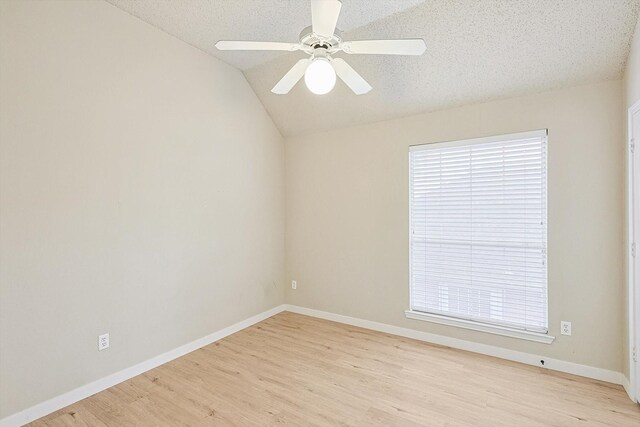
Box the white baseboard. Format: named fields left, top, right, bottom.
left=622, top=375, right=636, bottom=402
left=0, top=304, right=287, bottom=427
left=284, top=304, right=625, bottom=387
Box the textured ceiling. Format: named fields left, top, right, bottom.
left=105, top=0, right=426, bottom=70
left=107, top=0, right=640, bottom=137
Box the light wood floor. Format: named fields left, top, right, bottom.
left=31, top=312, right=640, bottom=426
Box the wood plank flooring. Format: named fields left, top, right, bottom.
left=30, top=312, right=640, bottom=426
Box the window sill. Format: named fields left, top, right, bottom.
left=404, top=310, right=555, bottom=344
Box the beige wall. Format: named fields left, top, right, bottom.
left=623, top=16, right=640, bottom=381
left=285, top=80, right=624, bottom=372
left=0, top=0, right=285, bottom=418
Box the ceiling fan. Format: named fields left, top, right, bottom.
left=215, top=0, right=426, bottom=96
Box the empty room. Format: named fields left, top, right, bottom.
left=2, top=0, right=640, bottom=425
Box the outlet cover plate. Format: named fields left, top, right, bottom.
left=560, top=321, right=571, bottom=336
left=98, top=333, right=110, bottom=351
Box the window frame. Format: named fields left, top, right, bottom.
left=406, top=130, right=554, bottom=344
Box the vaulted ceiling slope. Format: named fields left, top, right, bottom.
left=107, top=0, right=640, bottom=137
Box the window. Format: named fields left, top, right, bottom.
left=408, top=130, right=548, bottom=340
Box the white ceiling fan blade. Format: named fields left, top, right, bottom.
left=342, top=39, right=426, bottom=55
left=311, top=0, right=342, bottom=38
left=215, top=41, right=300, bottom=51
left=331, top=58, right=372, bottom=95
left=271, top=58, right=312, bottom=94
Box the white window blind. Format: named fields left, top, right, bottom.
left=409, top=130, right=548, bottom=333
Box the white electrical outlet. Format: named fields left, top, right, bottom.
left=560, top=321, right=571, bottom=336
left=98, top=333, right=110, bottom=351
left=291, top=280, right=297, bottom=290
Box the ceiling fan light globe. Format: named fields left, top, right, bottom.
left=304, top=58, right=336, bottom=95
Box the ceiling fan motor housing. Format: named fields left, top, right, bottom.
left=299, top=25, right=342, bottom=54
